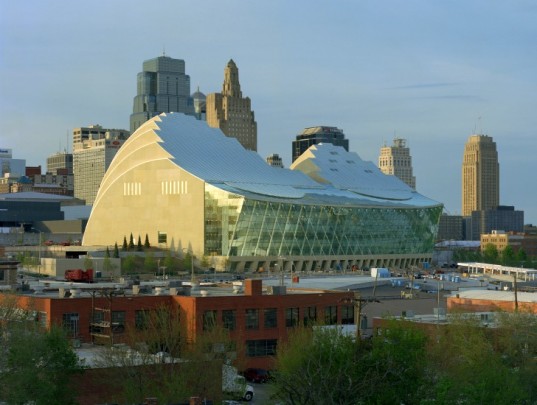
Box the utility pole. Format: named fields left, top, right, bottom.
left=513, top=273, right=519, bottom=312
left=342, top=292, right=380, bottom=342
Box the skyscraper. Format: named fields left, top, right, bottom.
left=462, top=134, right=499, bottom=217
left=191, top=86, right=206, bottom=120
left=130, top=55, right=195, bottom=133
left=378, top=138, right=416, bottom=189
left=73, top=125, right=129, bottom=205
left=206, top=60, right=257, bottom=151
left=292, top=126, right=349, bottom=163
left=266, top=153, right=284, bottom=168
left=47, top=152, right=73, bottom=175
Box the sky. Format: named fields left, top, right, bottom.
left=1, top=0, right=536, bottom=224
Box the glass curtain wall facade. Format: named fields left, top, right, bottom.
left=205, top=184, right=442, bottom=269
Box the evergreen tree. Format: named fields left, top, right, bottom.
left=122, top=236, right=128, bottom=251
left=129, top=233, right=135, bottom=250
left=144, top=233, right=150, bottom=249
left=113, top=242, right=120, bottom=258
left=137, top=235, right=143, bottom=252
left=105, top=246, right=111, bottom=258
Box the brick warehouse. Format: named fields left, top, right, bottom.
left=4, top=279, right=355, bottom=370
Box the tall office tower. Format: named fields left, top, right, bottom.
left=266, top=153, right=284, bottom=168
left=292, top=126, right=349, bottom=163
left=130, top=55, right=195, bottom=133
left=206, top=60, right=257, bottom=151
left=47, top=152, right=73, bottom=175
left=378, top=138, right=416, bottom=189
left=192, top=86, right=206, bottom=120
left=73, top=125, right=129, bottom=205
left=462, top=134, right=499, bottom=217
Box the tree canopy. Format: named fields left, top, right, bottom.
left=271, top=314, right=537, bottom=405
left=0, top=295, right=83, bottom=404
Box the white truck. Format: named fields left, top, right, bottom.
left=223, top=364, right=254, bottom=401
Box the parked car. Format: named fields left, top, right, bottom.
left=243, top=368, right=270, bottom=383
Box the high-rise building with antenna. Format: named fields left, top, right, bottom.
left=130, top=55, right=195, bottom=133
left=206, top=60, right=257, bottom=151
left=461, top=134, right=499, bottom=217
left=378, top=138, right=416, bottom=189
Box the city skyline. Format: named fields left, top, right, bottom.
left=1, top=1, right=536, bottom=223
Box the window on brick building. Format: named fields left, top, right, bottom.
left=341, top=305, right=354, bottom=324
left=203, top=310, right=217, bottom=331
left=135, top=310, right=149, bottom=330
left=62, top=313, right=79, bottom=337
left=324, top=306, right=337, bottom=325
left=246, top=339, right=277, bottom=357
left=111, top=311, right=126, bottom=333
left=222, top=310, right=236, bottom=331
left=264, top=308, right=277, bottom=328
left=304, top=306, right=317, bottom=326
left=246, top=309, right=259, bottom=330
left=285, top=307, right=299, bottom=327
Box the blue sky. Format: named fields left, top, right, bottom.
left=1, top=0, right=536, bottom=224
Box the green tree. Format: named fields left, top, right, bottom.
left=122, top=236, right=128, bottom=251
left=200, top=254, right=210, bottom=269
left=144, top=233, right=150, bottom=249
left=83, top=255, right=94, bottom=270
left=363, top=320, right=428, bottom=404
left=163, top=251, right=177, bottom=274
left=129, top=233, right=135, bottom=250
left=501, top=245, right=515, bottom=266
left=482, top=243, right=499, bottom=264
left=0, top=315, right=82, bottom=405
left=105, top=246, right=111, bottom=258
left=428, top=314, right=530, bottom=404
left=137, top=235, right=143, bottom=252
left=113, top=242, right=120, bottom=258
left=122, top=255, right=137, bottom=274
left=93, top=306, right=223, bottom=404
left=273, top=327, right=364, bottom=405
left=144, top=252, right=158, bottom=273
left=182, top=252, right=194, bottom=273
left=516, top=248, right=528, bottom=265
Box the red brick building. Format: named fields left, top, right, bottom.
left=447, top=289, right=537, bottom=314
left=6, top=279, right=355, bottom=369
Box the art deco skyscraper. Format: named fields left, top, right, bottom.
left=378, top=138, right=416, bottom=189
left=130, top=55, right=195, bottom=133
left=206, top=60, right=257, bottom=151
left=462, top=134, right=499, bottom=216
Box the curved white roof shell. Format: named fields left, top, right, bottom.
left=121, top=113, right=440, bottom=208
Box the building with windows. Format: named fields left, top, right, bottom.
left=47, top=152, right=73, bottom=175
left=130, top=55, right=195, bottom=133
left=266, top=153, right=283, bottom=168
left=73, top=125, right=130, bottom=205
left=470, top=205, right=524, bottom=240
left=83, top=113, right=442, bottom=272
left=0, top=148, right=25, bottom=177
left=206, top=60, right=257, bottom=151
left=378, top=138, right=416, bottom=189
left=5, top=279, right=355, bottom=370
left=462, top=134, right=499, bottom=217
left=192, top=86, right=206, bottom=121
left=480, top=230, right=523, bottom=253
left=292, top=126, right=349, bottom=163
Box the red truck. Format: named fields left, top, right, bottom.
left=65, top=269, right=93, bottom=283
